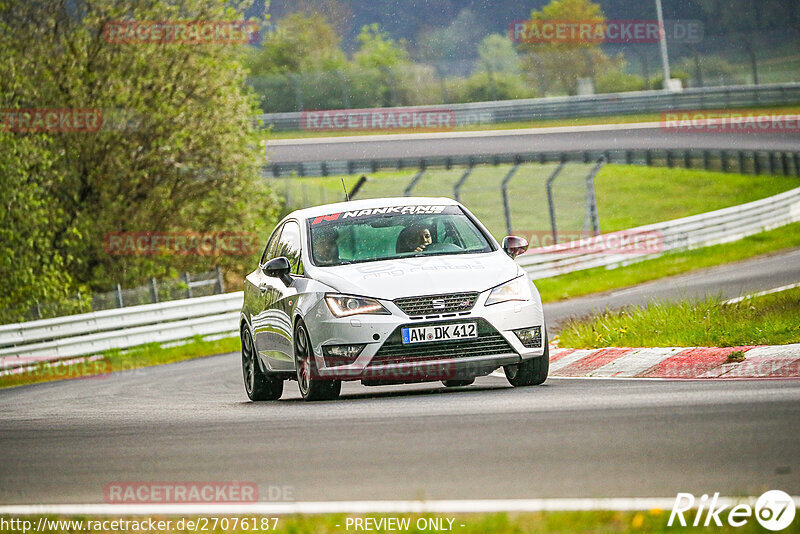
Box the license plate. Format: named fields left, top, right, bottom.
left=401, top=323, right=477, bottom=344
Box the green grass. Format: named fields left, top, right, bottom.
left=557, top=287, right=800, bottom=349
left=3, top=511, right=787, bottom=533
left=593, top=166, right=799, bottom=232
left=0, top=335, right=240, bottom=389
left=258, top=104, right=800, bottom=140
left=276, top=164, right=800, bottom=242
left=537, top=221, right=800, bottom=303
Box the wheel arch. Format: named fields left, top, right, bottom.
left=240, top=313, right=252, bottom=335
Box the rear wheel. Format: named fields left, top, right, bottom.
left=442, top=378, right=475, bottom=387
left=504, top=333, right=549, bottom=387
left=241, top=327, right=283, bottom=401
left=295, top=323, right=341, bottom=401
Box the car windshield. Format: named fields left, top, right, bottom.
left=308, top=204, right=493, bottom=266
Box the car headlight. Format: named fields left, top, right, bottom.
left=485, top=276, right=531, bottom=306
left=325, top=294, right=390, bottom=318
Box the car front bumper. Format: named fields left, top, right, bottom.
left=305, top=291, right=546, bottom=383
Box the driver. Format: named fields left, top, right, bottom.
left=397, top=224, right=432, bottom=253
left=314, top=227, right=340, bottom=265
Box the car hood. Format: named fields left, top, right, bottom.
left=308, top=252, right=522, bottom=300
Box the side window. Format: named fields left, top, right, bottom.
left=275, top=221, right=303, bottom=275
left=260, top=225, right=283, bottom=266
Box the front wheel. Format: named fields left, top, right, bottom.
left=504, top=333, right=549, bottom=387
left=241, top=327, right=284, bottom=401
left=295, top=323, right=341, bottom=401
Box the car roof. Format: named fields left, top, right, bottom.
left=286, top=197, right=461, bottom=222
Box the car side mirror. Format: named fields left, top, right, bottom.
left=262, top=256, right=293, bottom=286
left=502, top=236, right=529, bottom=259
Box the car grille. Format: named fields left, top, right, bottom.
left=393, top=292, right=479, bottom=317
left=369, top=319, right=516, bottom=367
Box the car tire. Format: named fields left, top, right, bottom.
left=294, top=322, right=341, bottom=401
left=504, top=332, right=549, bottom=387
left=442, top=379, right=475, bottom=387
left=241, top=327, right=284, bottom=401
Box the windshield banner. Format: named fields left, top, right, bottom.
left=310, top=205, right=459, bottom=226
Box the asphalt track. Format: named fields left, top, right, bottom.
left=1, top=250, right=799, bottom=505
left=264, top=122, right=800, bottom=163
left=0, top=360, right=798, bottom=504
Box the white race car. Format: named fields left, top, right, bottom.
left=240, top=197, right=547, bottom=401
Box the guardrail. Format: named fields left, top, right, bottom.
left=266, top=148, right=800, bottom=178
left=0, top=293, right=242, bottom=370
left=2, top=186, right=799, bottom=366
left=518, top=185, right=800, bottom=279
left=256, top=83, right=800, bottom=132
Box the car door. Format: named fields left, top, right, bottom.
left=252, top=220, right=305, bottom=372
left=244, top=224, right=283, bottom=371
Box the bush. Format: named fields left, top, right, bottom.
left=446, top=72, right=537, bottom=103
left=652, top=69, right=691, bottom=90
left=595, top=70, right=646, bottom=93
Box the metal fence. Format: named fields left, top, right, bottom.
left=255, top=82, right=800, bottom=132
left=269, top=151, right=799, bottom=252
left=266, top=147, right=800, bottom=179
left=6, top=268, right=227, bottom=325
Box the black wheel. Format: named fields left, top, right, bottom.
left=295, top=323, right=341, bottom=401
left=241, top=327, right=283, bottom=401
left=442, top=378, right=475, bottom=387
left=504, top=332, right=549, bottom=387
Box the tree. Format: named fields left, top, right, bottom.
left=245, top=12, right=349, bottom=111
left=518, top=0, right=615, bottom=95
left=350, top=24, right=420, bottom=107
left=692, top=0, right=798, bottom=33
left=416, top=9, right=486, bottom=77
left=285, top=0, right=353, bottom=42
left=0, top=0, right=278, bottom=320
left=477, top=34, right=522, bottom=75
left=246, top=12, right=347, bottom=75
left=354, top=24, right=411, bottom=70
